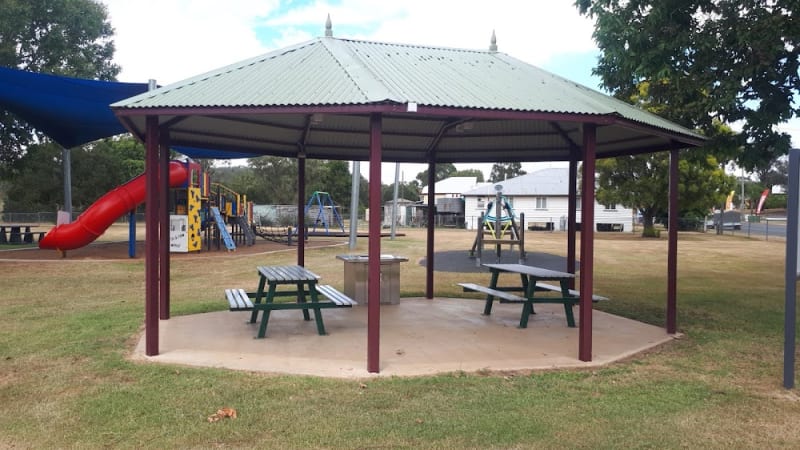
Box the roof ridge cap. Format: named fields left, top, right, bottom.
left=319, top=37, right=402, bottom=103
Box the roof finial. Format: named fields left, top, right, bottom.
left=325, top=14, right=333, bottom=37
left=489, top=30, right=497, bottom=52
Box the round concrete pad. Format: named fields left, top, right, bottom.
left=420, top=250, right=576, bottom=273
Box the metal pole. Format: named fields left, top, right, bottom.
left=390, top=162, right=400, bottom=239
left=349, top=161, right=360, bottom=250
left=62, top=147, right=72, bottom=220
left=784, top=149, right=800, bottom=389
left=578, top=123, right=596, bottom=362
left=667, top=148, right=680, bottom=334
left=144, top=115, right=159, bottom=356
left=367, top=114, right=382, bottom=373
left=741, top=168, right=745, bottom=212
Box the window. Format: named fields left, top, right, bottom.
left=604, top=203, right=617, bottom=211
left=535, top=197, right=547, bottom=209
left=477, top=198, right=485, bottom=209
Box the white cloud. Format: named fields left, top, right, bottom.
left=262, top=0, right=596, bottom=65
left=102, top=0, right=279, bottom=83
left=102, top=0, right=597, bottom=84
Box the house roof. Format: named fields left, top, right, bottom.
left=111, top=35, right=705, bottom=163
left=462, top=168, right=571, bottom=196
left=421, top=177, right=484, bottom=195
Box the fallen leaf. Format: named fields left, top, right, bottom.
left=207, top=407, right=237, bottom=422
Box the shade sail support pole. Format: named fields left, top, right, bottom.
left=367, top=113, right=382, bottom=373
left=62, top=147, right=73, bottom=220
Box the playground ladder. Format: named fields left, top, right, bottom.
left=210, top=206, right=236, bottom=251
left=236, top=215, right=256, bottom=246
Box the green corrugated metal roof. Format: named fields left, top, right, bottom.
left=114, top=37, right=695, bottom=135
left=112, top=36, right=705, bottom=162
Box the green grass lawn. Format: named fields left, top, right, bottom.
left=1, top=228, right=799, bottom=448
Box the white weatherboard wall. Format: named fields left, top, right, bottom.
left=461, top=168, right=635, bottom=232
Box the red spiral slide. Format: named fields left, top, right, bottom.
left=39, top=161, right=189, bottom=251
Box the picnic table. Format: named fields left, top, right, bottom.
left=0, top=224, right=42, bottom=245
left=459, top=263, right=584, bottom=328
left=224, top=265, right=356, bottom=338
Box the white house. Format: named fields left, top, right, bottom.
left=420, top=177, right=483, bottom=203
left=461, top=168, right=635, bottom=232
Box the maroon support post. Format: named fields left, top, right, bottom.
left=158, top=132, right=170, bottom=320
left=578, top=123, right=596, bottom=362
left=297, top=154, right=306, bottom=266
left=667, top=148, right=679, bottom=334
left=144, top=116, right=160, bottom=356
left=425, top=158, right=436, bottom=299
left=367, top=113, right=382, bottom=373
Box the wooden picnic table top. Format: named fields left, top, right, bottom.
left=482, top=263, right=574, bottom=280
left=257, top=265, right=321, bottom=283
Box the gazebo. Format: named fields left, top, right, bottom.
left=111, top=24, right=705, bottom=373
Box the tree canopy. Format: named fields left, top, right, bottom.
left=595, top=153, right=736, bottom=236
left=576, top=0, right=800, bottom=172
left=489, top=163, right=526, bottom=182
left=414, top=164, right=456, bottom=188
left=3, top=136, right=145, bottom=212
left=0, top=0, right=119, bottom=168
left=452, top=168, right=484, bottom=182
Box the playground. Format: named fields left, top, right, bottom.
left=2, top=228, right=799, bottom=448
left=0, top=223, right=338, bottom=261
left=1, top=27, right=797, bottom=448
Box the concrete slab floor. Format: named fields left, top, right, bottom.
left=131, top=298, right=676, bottom=379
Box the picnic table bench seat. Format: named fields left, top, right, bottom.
left=225, top=288, right=254, bottom=310
left=457, top=282, right=525, bottom=303
left=315, top=284, right=358, bottom=306
left=533, top=283, right=609, bottom=302
left=225, top=286, right=356, bottom=311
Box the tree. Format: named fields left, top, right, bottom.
left=595, top=153, right=736, bottom=237
left=415, top=163, right=456, bottom=187
left=489, top=163, right=525, bottom=182
left=381, top=182, right=421, bottom=203
left=239, top=157, right=358, bottom=206
left=756, top=157, right=788, bottom=190
left=2, top=136, right=145, bottom=211
left=307, top=160, right=351, bottom=206
left=452, top=168, right=484, bottom=182
left=0, top=0, right=120, bottom=168
left=576, top=0, right=800, bottom=172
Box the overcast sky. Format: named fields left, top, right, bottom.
left=100, top=0, right=799, bottom=183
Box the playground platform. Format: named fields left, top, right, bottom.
left=131, top=297, right=675, bottom=378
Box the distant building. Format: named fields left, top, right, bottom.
left=420, top=177, right=483, bottom=203
left=461, top=168, right=635, bottom=232
left=382, top=198, right=417, bottom=227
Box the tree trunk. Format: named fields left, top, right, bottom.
left=642, top=213, right=658, bottom=238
